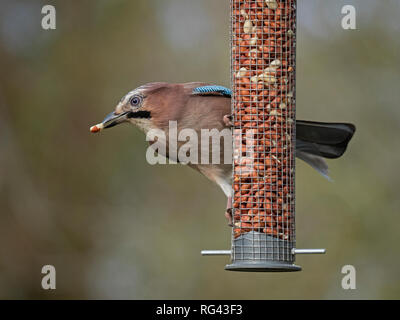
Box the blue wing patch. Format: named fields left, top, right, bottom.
left=192, top=85, right=232, bottom=97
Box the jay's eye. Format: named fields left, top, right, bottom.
left=130, top=96, right=142, bottom=107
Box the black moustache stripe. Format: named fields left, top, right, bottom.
left=127, top=111, right=151, bottom=119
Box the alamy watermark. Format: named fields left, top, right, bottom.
left=41, top=5, right=56, bottom=30
left=144, top=121, right=259, bottom=171
left=341, top=5, right=357, bottom=30
left=41, top=265, right=56, bottom=290
left=341, top=265, right=356, bottom=290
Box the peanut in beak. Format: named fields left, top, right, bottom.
left=90, top=123, right=104, bottom=133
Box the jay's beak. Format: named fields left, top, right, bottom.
left=90, top=111, right=129, bottom=133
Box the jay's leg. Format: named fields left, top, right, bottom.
left=224, top=196, right=233, bottom=227
left=223, top=115, right=233, bottom=226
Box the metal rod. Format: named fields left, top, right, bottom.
left=292, top=249, right=326, bottom=254
left=201, top=250, right=231, bottom=256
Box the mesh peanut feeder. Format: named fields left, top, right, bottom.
left=202, top=0, right=325, bottom=272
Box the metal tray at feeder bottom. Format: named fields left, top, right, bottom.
left=225, top=231, right=301, bottom=272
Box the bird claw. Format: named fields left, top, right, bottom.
left=225, top=208, right=233, bottom=227
left=223, top=114, right=233, bottom=127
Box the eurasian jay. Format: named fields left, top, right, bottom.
left=90, top=82, right=355, bottom=225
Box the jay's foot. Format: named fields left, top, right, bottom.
left=223, top=114, right=233, bottom=127
left=225, top=208, right=233, bottom=227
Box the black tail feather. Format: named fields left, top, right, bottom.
left=296, top=120, right=356, bottom=159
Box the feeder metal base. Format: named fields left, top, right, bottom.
left=226, top=231, right=301, bottom=272
left=225, top=261, right=301, bottom=272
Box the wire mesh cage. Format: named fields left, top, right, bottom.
left=202, top=0, right=325, bottom=271
left=226, top=0, right=299, bottom=271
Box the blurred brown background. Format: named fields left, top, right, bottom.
left=0, top=0, right=399, bottom=299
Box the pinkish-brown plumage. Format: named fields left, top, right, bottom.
left=137, top=82, right=234, bottom=197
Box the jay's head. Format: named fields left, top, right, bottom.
left=90, top=82, right=179, bottom=134
left=91, top=84, right=156, bottom=133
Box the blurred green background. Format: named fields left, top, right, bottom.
left=0, top=0, right=399, bottom=299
